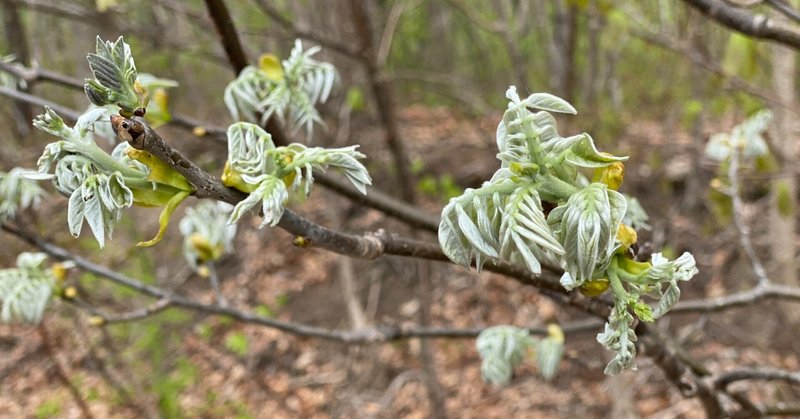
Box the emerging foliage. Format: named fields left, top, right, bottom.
left=180, top=202, right=237, bottom=274
left=440, top=87, right=698, bottom=375
left=476, top=324, right=565, bottom=384
left=0, top=253, right=62, bottom=324
left=224, top=40, right=337, bottom=137
left=0, top=168, right=47, bottom=222
left=84, top=36, right=146, bottom=116
left=705, top=110, right=772, bottom=162
left=223, top=122, right=371, bottom=227
left=30, top=106, right=193, bottom=248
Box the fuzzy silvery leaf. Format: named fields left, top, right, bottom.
left=180, top=201, right=237, bottom=271
left=522, top=92, right=577, bottom=114
left=496, top=86, right=540, bottom=167
left=705, top=109, right=772, bottom=162
left=228, top=175, right=288, bottom=228
left=52, top=155, right=93, bottom=196
left=439, top=177, right=517, bottom=271
left=564, top=133, right=628, bottom=168
left=280, top=144, right=372, bottom=196
left=85, top=36, right=140, bottom=113
left=653, top=283, right=681, bottom=319
left=0, top=253, right=54, bottom=324
left=622, top=194, right=651, bottom=231
left=536, top=335, right=564, bottom=380
left=64, top=172, right=133, bottom=248
left=0, top=168, right=47, bottom=222
left=224, top=40, right=337, bottom=138
left=498, top=183, right=564, bottom=275
left=643, top=252, right=698, bottom=284
left=597, top=300, right=638, bottom=375
left=227, top=122, right=278, bottom=177
left=224, top=66, right=274, bottom=123
left=111, top=142, right=149, bottom=173
left=476, top=326, right=534, bottom=385
left=550, top=184, right=626, bottom=287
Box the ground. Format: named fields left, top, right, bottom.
left=1, top=107, right=798, bottom=418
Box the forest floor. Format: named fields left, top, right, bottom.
left=1, top=107, right=798, bottom=418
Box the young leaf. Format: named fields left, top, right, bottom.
left=0, top=253, right=55, bottom=324
left=476, top=326, right=535, bottom=385
left=523, top=92, right=577, bottom=114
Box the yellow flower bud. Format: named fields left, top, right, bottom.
left=293, top=236, right=310, bottom=248
left=62, top=286, right=78, bottom=300
left=192, top=126, right=207, bottom=137
left=189, top=233, right=221, bottom=262
left=197, top=265, right=210, bottom=278
left=258, top=53, right=284, bottom=82
left=546, top=323, right=565, bottom=344
left=615, top=223, right=638, bottom=255
left=51, top=263, right=68, bottom=283
left=222, top=161, right=258, bottom=193
left=88, top=316, right=106, bottom=327
left=593, top=162, right=625, bottom=190
left=281, top=155, right=297, bottom=188
left=579, top=278, right=610, bottom=297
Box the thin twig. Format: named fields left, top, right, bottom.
left=203, top=0, right=249, bottom=74
left=727, top=148, right=771, bottom=286
left=681, top=0, right=800, bottom=50
left=2, top=223, right=602, bottom=343
left=206, top=261, right=228, bottom=307
left=713, top=367, right=800, bottom=390
left=251, top=0, right=361, bottom=59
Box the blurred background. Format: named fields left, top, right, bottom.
left=1, top=0, right=799, bottom=417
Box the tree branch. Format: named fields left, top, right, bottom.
left=2, top=222, right=602, bottom=342
left=714, top=367, right=800, bottom=390
left=681, top=0, right=800, bottom=50
left=203, top=0, right=249, bottom=74
left=250, top=0, right=362, bottom=59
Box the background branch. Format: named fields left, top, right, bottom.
left=681, top=0, right=800, bottom=49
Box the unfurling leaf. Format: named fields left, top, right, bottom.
left=0, top=253, right=57, bottom=324
left=180, top=202, right=237, bottom=272
left=85, top=36, right=143, bottom=115
left=549, top=183, right=626, bottom=287
left=476, top=326, right=534, bottom=385
left=137, top=190, right=191, bottom=247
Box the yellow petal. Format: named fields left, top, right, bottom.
left=579, top=278, right=610, bottom=297
left=222, top=161, right=258, bottom=193
left=137, top=190, right=190, bottom=247
left=126, top=148, right=192, bottom=191
left=546, top=324, right=565, bottom=344
left=258, top=53, right=284, bottom=82
left=593, top=162, right=625, bottom=190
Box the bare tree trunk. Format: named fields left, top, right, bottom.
left=769, top=40, right=798, bottom=323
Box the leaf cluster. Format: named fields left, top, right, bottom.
left=224, top=40, right=337, bottom=137
left=0, top=253, right=58, bottom=324
left=179, top=201, right=237, bottom=273
left=0, top=168, right=47, bottom=222
left=224, top=123, right=371, bottom=227
left=476, top=324, right=564, bottom=384
left=440, top=86, right=699, bottom=375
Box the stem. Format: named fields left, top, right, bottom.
left=607, top=265, right=630, bottom=301
left=80, top=142, right=146, bottom=179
